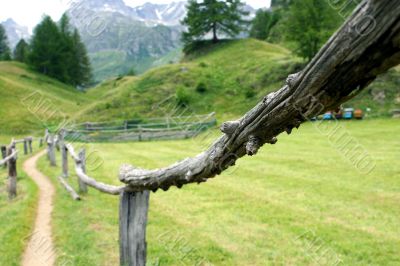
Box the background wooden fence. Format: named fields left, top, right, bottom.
left=45, top=130, right=148, bottom=265
left=63, top=112, right=217, bottom=142
left=1, top=137, right=43, bottom=199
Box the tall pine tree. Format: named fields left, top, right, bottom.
left=71, top=29, right=92, bottom=86
left=29, top=14, right=92, bottom=87
left=29, top=16, right=66, bottom=80
left=13, top=39, right=29, bottom=63
left=182, top=0, right=248, bottom=47
left=0, top=24, right=11, bottom=61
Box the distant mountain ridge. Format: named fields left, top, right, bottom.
left=2, top=0, right=256, bottom=82
left=0, top=18, right=30, bottom=49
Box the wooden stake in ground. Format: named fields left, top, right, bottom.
left=78, top=149, right=88, bottom=193
left=23, top=138, right=28, bottom=155
left=8, top=145, right=17, bottom=200
left=119, top=190, right=150, bottom=266
left=28, top=137, right=33, bottom=154
left=47, top=135, right=56, bottom=167
left=1, top=145, right=7, bottom=168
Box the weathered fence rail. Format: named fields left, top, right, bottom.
left=46, top=132, right=148, bottom=266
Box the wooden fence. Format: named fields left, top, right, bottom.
left=63, top=112, right=217, bottom=142
left=1, top=137, right=43, bottom=199
left=46, top=130, right=148, bottom=265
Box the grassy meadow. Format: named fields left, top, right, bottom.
left=0, top=137, right=39, bottom=266
left=36, top=119, right=400, bottom=266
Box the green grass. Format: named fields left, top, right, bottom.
left=0, top=62, right=96, bottom=134
left=37, top=119, right=400, bottom=265
left=0, top=138, right=39, bottom=266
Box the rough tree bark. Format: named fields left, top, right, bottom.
left=119, top=0, right=400, bottom=192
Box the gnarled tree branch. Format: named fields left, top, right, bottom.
left=120, top=0, right=400, bottom=192
left=66, top=144, right=125, bottom=195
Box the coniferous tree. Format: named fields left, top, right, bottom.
left=250, top=9, right=280, bottom=40
left=283, top=0, right=340, bottom=61
left=71, top=29, right=92, bottom=86
left=13, top=39, right=29, bottom=62
left=0, top=24, right=11, bottom=61
left=182, top=0, right=249, bottom=47
left=29, top=16, right=66, bottom=80
left=28, top=14, right=92, bottom=87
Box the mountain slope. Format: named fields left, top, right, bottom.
left=80, top=39, right=301, bottom=122
left=80, top=38, right=400, bottom=123
left=0, top=39, right=398, bottom=134
left=66, top=0, right=256, bottom=82
left=0, top=62, right=92, bottom=134
left=1, top=18, right=30, bottom=49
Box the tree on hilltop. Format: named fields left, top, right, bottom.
left=182, top=0, right=249, bottom=47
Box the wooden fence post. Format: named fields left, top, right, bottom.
left=119, top=190, right=150, bottom=266
left=78, top=149, right=88, bottom=193
left=23, top=138, right=28, bottom=155
left=138, top=126, right=142, bottom=142
left=1, top=145, right=6, bottom=168
left=7, top=145, right=17, bottom=200
left=47, top=135, right=56, bottom=166
left=28, top=137, right=33, bottom=154
left=59, top=130, right=69, bottom=178
left=39, top=138, right=43, bottom=148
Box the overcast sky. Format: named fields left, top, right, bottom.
left=0, top=0, right=271, bottom=32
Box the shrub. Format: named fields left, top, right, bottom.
left=176, top=86, right=191, bottom=107
left=199, top=62, right=208, bottom=68
left=196, top=82, right=207, bottom=93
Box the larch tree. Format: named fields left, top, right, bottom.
left=182, top=0, right=249, bottom=47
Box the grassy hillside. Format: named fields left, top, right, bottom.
left=0, top=39, right=398, bottom=133
left=81, top=39, right=399, bottom=123
left=80, top=39, right=303, bottom=122
left=0, top=62, right=94, bottom=134
left=37, top=120, right=400, bottom=265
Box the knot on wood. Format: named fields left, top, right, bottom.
left=263, top=91, right=276, bottom=105
left=286, top=72, right=302, bottom=89
left=285, top=126, right=293, bottom=135
left=220, top=121, right=240, bottom=135
left=266, top=137, right=278, bottom=145
left=246, top=135, right=261, bottom=156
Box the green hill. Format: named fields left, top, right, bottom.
left=1, top=39, right=399, bottom=134
left=0, top=62, right=93, bottom=134
left=81, top=38, right=400, bottom=123
left=80, top=39, right=303, bottom=122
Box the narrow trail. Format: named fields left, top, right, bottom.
left=22, top=150, right=56, bottom=266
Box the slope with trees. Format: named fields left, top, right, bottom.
left=29, top=14, right=92, bottom=87
left=182, top=0, right=249, bottom=49
left=13, top=39, right=29, bottom=63
left=0, top=24, right=11, bottom=61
